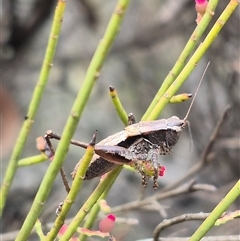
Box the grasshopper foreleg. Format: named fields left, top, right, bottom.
left=36, top=131, right=72, bottom=193
left=45, top=130, right=89, bottom=149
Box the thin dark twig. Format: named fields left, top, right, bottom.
left=153, top=211, right=240, bottom=241
left=201, top=105, right=231, bottom=164
left=153, top=213, right=210, bottom=241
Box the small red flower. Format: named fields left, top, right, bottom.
left=98, top=214, right=116, bottom=233
left=159, top=166, right=166, bottom=177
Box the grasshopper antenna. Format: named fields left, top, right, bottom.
left=184, top=61, right=210, bottom=151
left=184, top=61, right=210, bottom=121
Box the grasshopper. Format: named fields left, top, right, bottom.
left=39, top=65, right=208, bottom=189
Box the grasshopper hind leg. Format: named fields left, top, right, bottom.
left=150, top=151, right=159, bottom=189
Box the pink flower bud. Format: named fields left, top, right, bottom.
left=36, top=136, right=53, bottom=160
left=36, top=137, right=46, bottom=152
left=159, top=166, right=166, bottom=177
left=98, top=214, right=116, bottom=233
left=195, top=0, right=208, bottom=24
left=59, top=224, right=68, bottom=235
left=195, top=0, right=208, bottom=15
left=58, top=225, right=78, bottom=241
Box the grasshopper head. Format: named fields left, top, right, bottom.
left=167, top=116, right=185, bottom=132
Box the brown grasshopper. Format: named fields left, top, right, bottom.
left=39, top=65, right=208, bottom=189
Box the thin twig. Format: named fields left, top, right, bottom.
left=149, top=199, right=168, bottom=218
left=136, top=235, right=240, bottom=241
left=112, top=107, right=230, bottom=214
left=153, top=209, right=240, bottom=241
left=112, top=180, right=216, bottom=213
left=201, top=105, right=231, bottom=164
left=153, top=213, right=210, bottom=241
left=163, top=105, right=231, bottom=192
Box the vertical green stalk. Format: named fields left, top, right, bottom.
left=59, top=167, right=122, bottom=241
left=15, top=0, right=131, bottom=239
left=78, top=176, right=117, bottom=241
left=189, top=180, right=240, bottom=240
left=45, top=135, right=96, bottom=241
left=0, top=0, right=66, bottom=216
left=146, top=0, right=239, bottom=121
left=142, top=0, right=219, bottom=120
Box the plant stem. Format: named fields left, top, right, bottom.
left=109, top=86, right=128, bottom=125
left=18, top=155, right=48, bottom=166
left=142, top=0, right=219, bottom=120
left=189, top=180, right=240, bottom=241
left=78, top=179, right=115, bottom=241
left=146, top=0, right=239, bottom=121
left=59, top=167, right=122, bottom=241
left=45, top=134, right=96, bottom=241
left=15, top=0, right=131, bottom=239
left=0, top=0, right=66, bottom=216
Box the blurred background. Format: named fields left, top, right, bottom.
left=1, top=0, right=239, bottom=240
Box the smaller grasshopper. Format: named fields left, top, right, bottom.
left=39, top=64, right=208, bottom=189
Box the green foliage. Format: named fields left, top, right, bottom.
left=1, top=0, right=239, bottom=240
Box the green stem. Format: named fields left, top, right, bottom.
left=189, top=180, right=240, bottom=241
left=59, top=167, right=122, bottom=241
left=146, top=0, right=239, bottom=121
left=78, top=179, right=115, bottom=241
left=45, top=135, right=96, bottom=241
left=18, top=155, right=48, bottom=166
left=35, top=219, right=45, bottom=240
left=169, top=93, right=192, bottom=104
left=109, top=86, right=128, bottom=125
left=0, top=0, right=66, bottom=216
left=78, top=204, right=101, bottom=241
left=15, top=0, right=131, bottom=239
left=142, top=0, right=219, bottom=120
